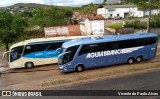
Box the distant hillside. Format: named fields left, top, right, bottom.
left=6, top=3, right=77, bottom=9
left=2, top=3, right=102, bottom=14
left=8, top=3, right=52, bottom=9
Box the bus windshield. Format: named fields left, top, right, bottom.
left=58, top=45, right=79, bottom=65
left=10, top=46, right=24, bottom=62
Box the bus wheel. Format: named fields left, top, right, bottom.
left=76, top=65, right=84, bottom=72
left=25, top=62, right=34, bottom=68
left=136, top=56, right=142, bottom=63
left=127, top=58, right=134, bottom=64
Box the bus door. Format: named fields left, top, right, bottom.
left=147, top=37, right=157, bottom=58
left=78, top=44, right=97, bottom=68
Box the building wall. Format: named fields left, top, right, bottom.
left=97, top=8, right=106, bottom=19
left=135, top=9, right=160, bottom=17
left=80, top=19, right=92, bottom=35
left=97, top=7, right=160, bottom=18
left=135, top=10, right=144, bottom=17
left=98, top=7, right=138, bottom=19
left=106, top=27, right=134, bottom=34
left=44, top=25, right=81, bottom=37
left=91, top=20, right=104, bottom=35
left=80, top=23, right=86, bottom=35
left=80, top=19, right=104, bottom=35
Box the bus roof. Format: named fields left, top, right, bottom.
left=10, top=35, right=101, bottom=50
left=62, top=33, right=158, bottom=48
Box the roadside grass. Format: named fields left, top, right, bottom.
left=41, top=62, right=160, bottom=87
left=107, top=23, right=123, bottom=29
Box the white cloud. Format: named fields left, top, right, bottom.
left=0, top=0, right=103, bottom=7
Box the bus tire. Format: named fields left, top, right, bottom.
left=25, top=62, right=34, bottom=68
left=127, top=57, right=134, bottom=64
left=136, top=56, right=143, bottom=63
left=76, top=65, right=84, bottom=72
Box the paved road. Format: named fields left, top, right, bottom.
left=10, top=68, right=160, bottom=99
left=61, top=69, right=160, bottom=90
left=44, top=68, right=160, bottom=99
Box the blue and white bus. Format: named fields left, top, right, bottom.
left=4, top=36, right=93, bottom=68
left=58, top=33, right=158, bottom=72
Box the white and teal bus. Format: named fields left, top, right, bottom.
left=4, top=36, right=96, bottom=68
left=58, top=33, right=158, bottom=72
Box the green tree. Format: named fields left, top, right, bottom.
left=32, top=8, right=45, bottom=27
left=0, top=11, right=27, bottom=51
left=103, top=0, right=107, bottom=3
left=32, top=7, right=73, bottom=27
left=151, top=16, right=160, bottom=28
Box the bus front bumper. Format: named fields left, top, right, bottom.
left=59, top=65, right=75, bottom=72
left=9, top=62, right=24, bottom=68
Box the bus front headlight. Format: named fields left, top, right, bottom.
left=59, top=66, right=64, bottom=69
left=60, top=65, right=67, bottom=70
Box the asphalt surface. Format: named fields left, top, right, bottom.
left=59, top=69, right=160, bottom=90
left=43, top=68, right=160, bottom=99
left=8, top=66, right=160, bottom=99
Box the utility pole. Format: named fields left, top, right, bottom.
left=147, top=0, right=152, bottom=32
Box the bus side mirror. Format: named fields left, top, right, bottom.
left=3, top=52, right=8, bottom=59
left=56, top=48, right=62, bottom=54
left=2, top=50, right=13, bottom=59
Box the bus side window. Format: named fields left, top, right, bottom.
left=146, top=37, right=157, bottom=45
left=96, top=43, right=106, bottom=51
left=106, top=42, right=113, bottom=50
left=78, top=44, right=96, bottom=56
left=129, top=39, right=141, bottom=47
left=112, top=42, right=119, bottom=50
left=36, top=44, right=50, bottom=51
left=48, top=42, right=64, bottom=50
left=23, top=45, right=36, bottom=55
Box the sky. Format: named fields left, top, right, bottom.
left=0, top=0, right=103, bottom=7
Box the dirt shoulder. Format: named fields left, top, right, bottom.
left=0, top=52, right=7, bottom=67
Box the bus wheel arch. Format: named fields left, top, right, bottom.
left=75, top=64, right=84, bottom=72
left=25, top=62, right=34, bottom=68
left=136, top=56, right=143, bottom=63
left=127, top=57, right=134, bottom=64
